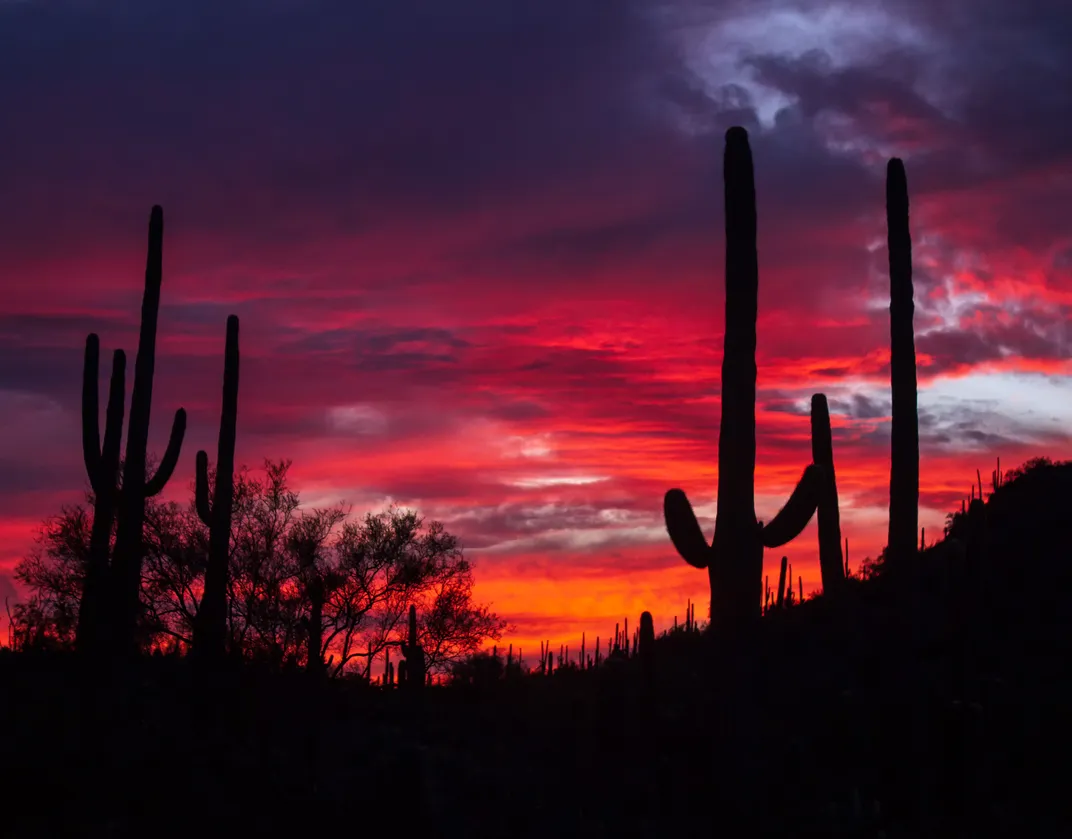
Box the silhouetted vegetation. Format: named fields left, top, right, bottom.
left=886, top=160, right=920, bottom=570
left=10, top=459, right=506, bottom=675
left=2, top=129, right=1070, bottom=837
left=664, top=129, right=831, bottom=630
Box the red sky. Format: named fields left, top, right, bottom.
left=1, top=0, right=1070, bottom=655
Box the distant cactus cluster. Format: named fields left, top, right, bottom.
left=763, top=555, right=805, bottom=613
left=374, top=605, right=430, bottom=688
left=446, top=600, right=699, bottom=688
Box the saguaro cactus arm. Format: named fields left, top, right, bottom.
left=668, top=467, right=818, bottom=566
left=664, top=489, right=713, bottom=569
left=145, top=408, right=187, bottom=497
left=102, top=351, right=127, bottom=486
left=195, top=450, right=213, bottom=525
left=77, top=336, right=127, bottom=654
left=761, top=465, right=820, bottom=549
left=83, top=335, right=128, bottom=497
left=82, top=335, right=103, bottom=490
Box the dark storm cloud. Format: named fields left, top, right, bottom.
left=830, top=393, right=891, bottom=421
left=0, top=345, right=83, bottom=402
left=917, top=312, right=1070, bottom=374
left=0, top=0, right=679, bottom=248
left=0, top=458, right=81, bottom=495
left=901, top=0, right=1072, bottom=164
left=734, top=0, right=1072, bottom=202
left=744, top=48, right=959, bottom=148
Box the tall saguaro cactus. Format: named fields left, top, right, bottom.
left=193, top=315, right=240, bottom=660
left=76, top=337, right=127, bottom=653
left=101, top=207, right=188, bottom=656
left=811, top=394, right=845, bottom=595
left=664, top=128, right=821, bottom=629
left=886, top=160, right=919, bottom=566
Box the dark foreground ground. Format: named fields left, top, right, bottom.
left=3, top=464, right=1071, bottom=838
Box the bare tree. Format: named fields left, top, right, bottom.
left=9, top=459, right=509, bottom=675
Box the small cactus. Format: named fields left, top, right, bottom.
left=638, top=611, right=656, bottom=699
left=400, top=604, right=426, bottom=691
left=776, top=555, right=788, bottom=610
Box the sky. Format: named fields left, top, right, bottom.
left=1, top=0, right=1070, bottom=656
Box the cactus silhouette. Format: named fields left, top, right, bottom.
left=638, top=610, right=656, bottom=697
left=75, top=337, right=126, bottom=654
left=82, top=206, right=187, bottom=656
left=811, top=394, right=845, bottom=595
left=193, top=315, right=240, bottom=661
left=776, top=555, right=788, bottom=610
left=400, top=604, right=426, bottom=690
left=664, top=127, right=820, bottom=628
left=886, top=159, right=919, bottom=566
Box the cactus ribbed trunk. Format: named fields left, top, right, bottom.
left=194, top=315, right=240, bottom=661
left=664, top=129, right=821, bottom=631
left=811, top=394, right=845, bottom=596
left=886, top=160, right=919, bottom=566
left=710, top=126, right=761, bottom=627
left=107, top=206, right=187, bottom=657
left=76, top=337, right=126, bottom=654
left=776, top=555, right=788, bottom=610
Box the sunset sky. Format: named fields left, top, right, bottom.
left=1, top=0, right=1070, bottom=655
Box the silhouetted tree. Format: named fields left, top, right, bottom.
left=10, top=459, right=506, bottom=673
left=13, top=505, right=93, bottom=648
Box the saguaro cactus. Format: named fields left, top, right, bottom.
left=400, top=605, right=426, bottom=690
left=193, top=315, right=240, bottom=661
left=886, top=160, right=919, bottom=566
left=638, top=610, right=655, bottom=688
left=664, top=128, right=820, bottom=628
left=76, top=337, right=126, bottom=653
left=811, top=394, right=845, bottom=595
left=107, top=206, right=188, bottom=656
